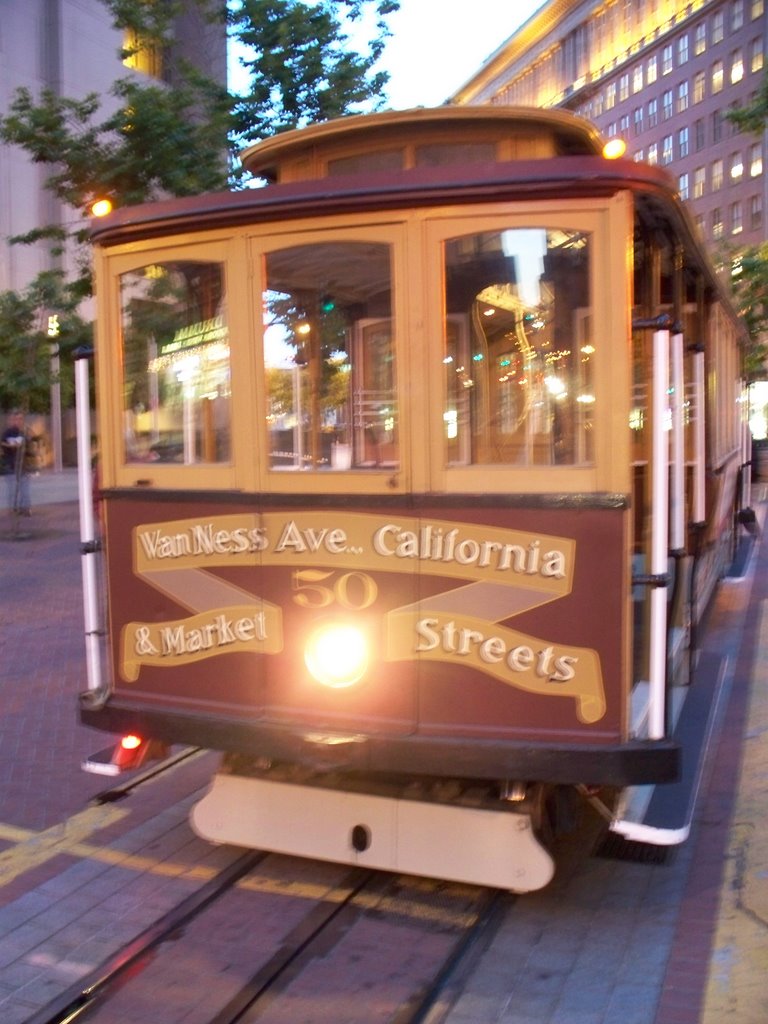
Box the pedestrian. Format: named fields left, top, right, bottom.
left=1, top=409, right=32, bottom=516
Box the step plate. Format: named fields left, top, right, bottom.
left=191, top=773, right=555, bottom=893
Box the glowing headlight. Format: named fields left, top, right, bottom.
left=304, top=624, right=368, bottom=688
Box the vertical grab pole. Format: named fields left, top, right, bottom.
left=741, top=385, right=751, bottom=510
left=691, top=347, right=706, bottom=525
left=649, top=329, right=670, bottom=740
left=670, top=332, right=685, bottom=552
left=74, top=347, right=103, bottom=694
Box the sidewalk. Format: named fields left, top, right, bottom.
left=27, top=468, right=80, bottom=506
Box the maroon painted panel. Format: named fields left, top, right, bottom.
left=105, top=497, right=627, bottom=745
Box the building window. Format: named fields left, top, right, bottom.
left=732, top=0, right=744, bottom=30
left=694, top=22, right=707, bottom=55
left=752, top=0, right=765, bottom=19
left=122, top=28, right=163, bottom=79
left=731, top=201, right=743, bottom=235
left=606, top=82, right=617, bottom=109
left=749, top=142, right=763, bottom=176
left=677, top=81, right=689, bottom=112
left=731, top=51, right=744, bottom=83
left=694, top=166, right=706, bottom=198
left=751, top=37, right=764, bottom=73
left=633, top=106, right=644, bottom=134
left=662, top=89, right=673, bottom=119
left=712, top=208, right=724, bottom=239
left=678, top=126, right=690, bottom=158
left=693, top=70, right=706, bottom=102
left=712, top=60, right=724, bottom=93
left=750, top=195, right=762, bottom=231
left=713, top=109, right=725, bottom=142
left=647, top=54, right=658, bottom=83
left=662, top=44, right=674, bottom=74
left=620, top=114, right=630, bottom=135
left=648, top=98, right=658, bottom=127
left=679, top=173, right=689, bottom=200
left=633, top=65, right=644, bottom=92
left=619, top=73, right=630, bottom=101
left=695, top=119, right=705, bottom=150
left=678, top=35, right=689, bottom=65
left=662, top=135, right=674, bottom=164
left=648, top=143, right=659, bottom=165
left=635, top=148, right=645, bottom=162
left=713, top=11, right=724, bottom=43
left=731, top=151, right=744, bottom=180
left=712, top=158, right=724, bottom=189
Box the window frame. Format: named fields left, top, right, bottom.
left=424, top=196, right=632, bottom=495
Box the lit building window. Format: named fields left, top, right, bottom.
left=678, top=35, right=689, bottom=64
left=635, top=148, right=645, bottom=162
left=619, top=73, right=630, bottom=101
left=606, top=82, right=617, bottom=109
left=662, top=44, right=674, bottom=74
left=122, top=28, right=163, bottom=79
left=694, top=22, right=706, bottom=55
left=662, top=135, right=673, bottom=164
left=751, top=38, right=764, bottom=73
left=648, top=98, right=658, bottom=127
left=731, top=51, right=744, bottom=83
left=693, top=70, right=706, bottom=102
left=679, top=172, right=689, bottom=200
left=712, top=60, right=724, bottom=94
left=694, top=166, right=706, bottom=198
left=677, top=81, right=689, bottom=112
left=752, top=0, right=765, bottom=20
left=633, top=65, right=644, bottom=92
left=731, top=201, right=743, bottom=235
left=678, top=126, right=689, bottom=157
left=648, top=142, right=658, bottom=165
left=730, top=152, right=744, bottom=180
left=749, top=142, right=763, bottom=176
left=712, top=208, right=724, bottom=239
left=712, top=158, right=724, bottom=189
left=662, top=89, right=673, bottom=119
left=647, top=54, right=658, bottom=83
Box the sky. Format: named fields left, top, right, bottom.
left=229, top=2, right=547, bottom=109
left=374, top=0, right=546, bottom=109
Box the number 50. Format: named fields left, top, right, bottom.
left=291, top=570, right=378, bottom=609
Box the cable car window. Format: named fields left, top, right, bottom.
left=119, top=261, right=229, bottom=465
left=443, top=228, right=594, bottom=467
left=263, top=241, right=397, bottom=471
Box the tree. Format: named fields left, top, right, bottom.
left=725, top=69, right=768, bottom=379
left=0, top=0, right=398, bottom=411
left=230, top=0, right=399, bottom=142
left=0, top=271, right=91, bottom=413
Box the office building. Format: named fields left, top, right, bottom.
left=0, top=0, right=227, bottom=295
left=453, top=0, right=767, bottom=249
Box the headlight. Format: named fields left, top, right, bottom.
left=304, top=623, right=368, bottom=688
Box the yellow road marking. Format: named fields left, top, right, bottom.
left=0, top=805, right=129, bottom=885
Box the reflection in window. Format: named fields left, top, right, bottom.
left=120, top=262, right=230, bottom=464
left=263, top=241, right=396, bottom=471
left=443, top=229, right=593, bottom=467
